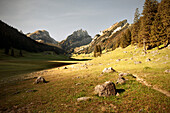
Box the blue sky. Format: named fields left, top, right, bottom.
left=0, top=0, right=161, bottom=41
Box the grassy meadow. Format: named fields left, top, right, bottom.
left=0, top=46, right=169, bottom=112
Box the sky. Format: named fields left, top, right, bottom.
left=0, top=0, right=161, bottom=41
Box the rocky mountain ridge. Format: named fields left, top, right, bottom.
left=75, top=19, right=130, bottom=53
left=27, top=30, right=58, bottom=44
left=59, top=29, right=92, bottom=53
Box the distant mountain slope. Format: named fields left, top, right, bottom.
left=75, top=19, right=130, bottom=53
left=0, top=20, right=64, bottom=54
left=59, top=29, right=92, bottom=53
left=27, top=30, right=58, bottom=44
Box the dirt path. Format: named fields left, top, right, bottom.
left=133, top=74, right=170, bottom=97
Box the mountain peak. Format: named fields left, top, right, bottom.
left=27, top=30, right=58, bottom=44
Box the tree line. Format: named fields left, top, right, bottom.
left=93, top=0, right=169, bottom=56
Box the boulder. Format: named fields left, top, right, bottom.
left=102, top=67, right=116, bottom=73
left=94, top=81, right=116, bottom=97
left=116, top=76, right=126, bottom=84
left=34, top=76, right=46, bottom=84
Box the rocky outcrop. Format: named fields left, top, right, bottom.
left=75, top=19, right=130, bottom=54
left=27, top=30, right=58, bottom=44
left=59, top=29, right=92, bottom=53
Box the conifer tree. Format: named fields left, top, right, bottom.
left=131, top=8, right=141, bottom=45
left=158, top=0, right=170, bottom=46
left=11, top=49, right=14, bottom=56
left=133, top=8, right=140, bottom=24
left=141, top=0, right=158, bottom=49
left=120, top=29, right=131, bottom=48
left=19, top=50, right=23, bottom=56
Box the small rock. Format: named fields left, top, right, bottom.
left=123, top=51, right=127, bottom=53
left=116, top=92, right=120, bottom=96
left=77, top=97, right=92, bottom=102
left=119, top=73, right=128, bottom=76
left=75, top=83, right=81, bottom=85
left=34, top=76, right=46, bottom=84
left=146, top=58, right=151, bottom=62
left=63, top=67, right=68, bottom=69
left=102, top=67, right=116, bottom=73
left=164, top=69, right=170, bottom=73
left=116, top=59, right=121, bottom=62
left=134, top=61, right=142, bottom=64
left=94, top=81, right=116, bottom=97
left=101, top=106, right=106, bottom=112
left=116, top=76, right=126, bottom=84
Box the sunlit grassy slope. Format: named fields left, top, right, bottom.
left=0, top=45, right=169, bottom=112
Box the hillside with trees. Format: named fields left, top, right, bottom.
left=0, top=20, right=65, bottom=54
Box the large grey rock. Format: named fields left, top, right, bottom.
left=34, top=76, right=46, bottom=84
left=94, top=81, right=116, bottom=97
left=102, top=67, right=116, bottom=73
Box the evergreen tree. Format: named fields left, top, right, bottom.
left=141, top=0, right=158, bottom=49
left=11, top=49, right=14, bottom=56
left=94, top=45, right=102, bottom=57
left=133, top=8, right=140, bottom=23
left=158, top=0, right=170, bottom=46
left=120, top=29, right=131, bottom=48
left=19, top=50, right=23, bottom=56
left=4, top=47, right=9, bottom=55
left=131, top=8, right=141, bottom=45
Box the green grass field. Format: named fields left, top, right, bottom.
left=0, top=46, right=169, bottom=112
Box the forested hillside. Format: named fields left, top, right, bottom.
left=0, top=20, right=65, bottom=54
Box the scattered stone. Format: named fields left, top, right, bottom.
left=134, top=61, right=142, bottom=64
left=116, top=76, right=126, bottom=84
left=116, top=92, right=120, bottom=96
left=34, top=76, right=46, bottom=84
left=164, top=69, right=170, bottom=73
left=75, top=83, right=81, bottom=85
left=119, top=73, right=128, bottom=76
left=88, top=63, right=93, bottom=66
left=146, top=58, right=151, bottom=62
left=124, top=59, right=128, bottom=61
left=94, top=81, right=117, bottom=97
left=116, top=59, right=121, bottom=62
left=77, top=97, right=92, bottom=102
left=102, top=67, right=116, bottom=73
left=101, top=106, right=106, bottom=112
left=63, top=67, right=68, bottom=69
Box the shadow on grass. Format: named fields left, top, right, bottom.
left=116, top=89, right=125, bottom=94
left=68, top=57, right=92, bottom=61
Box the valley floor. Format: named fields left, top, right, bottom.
left=0, top=46, right=170, bottom=112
